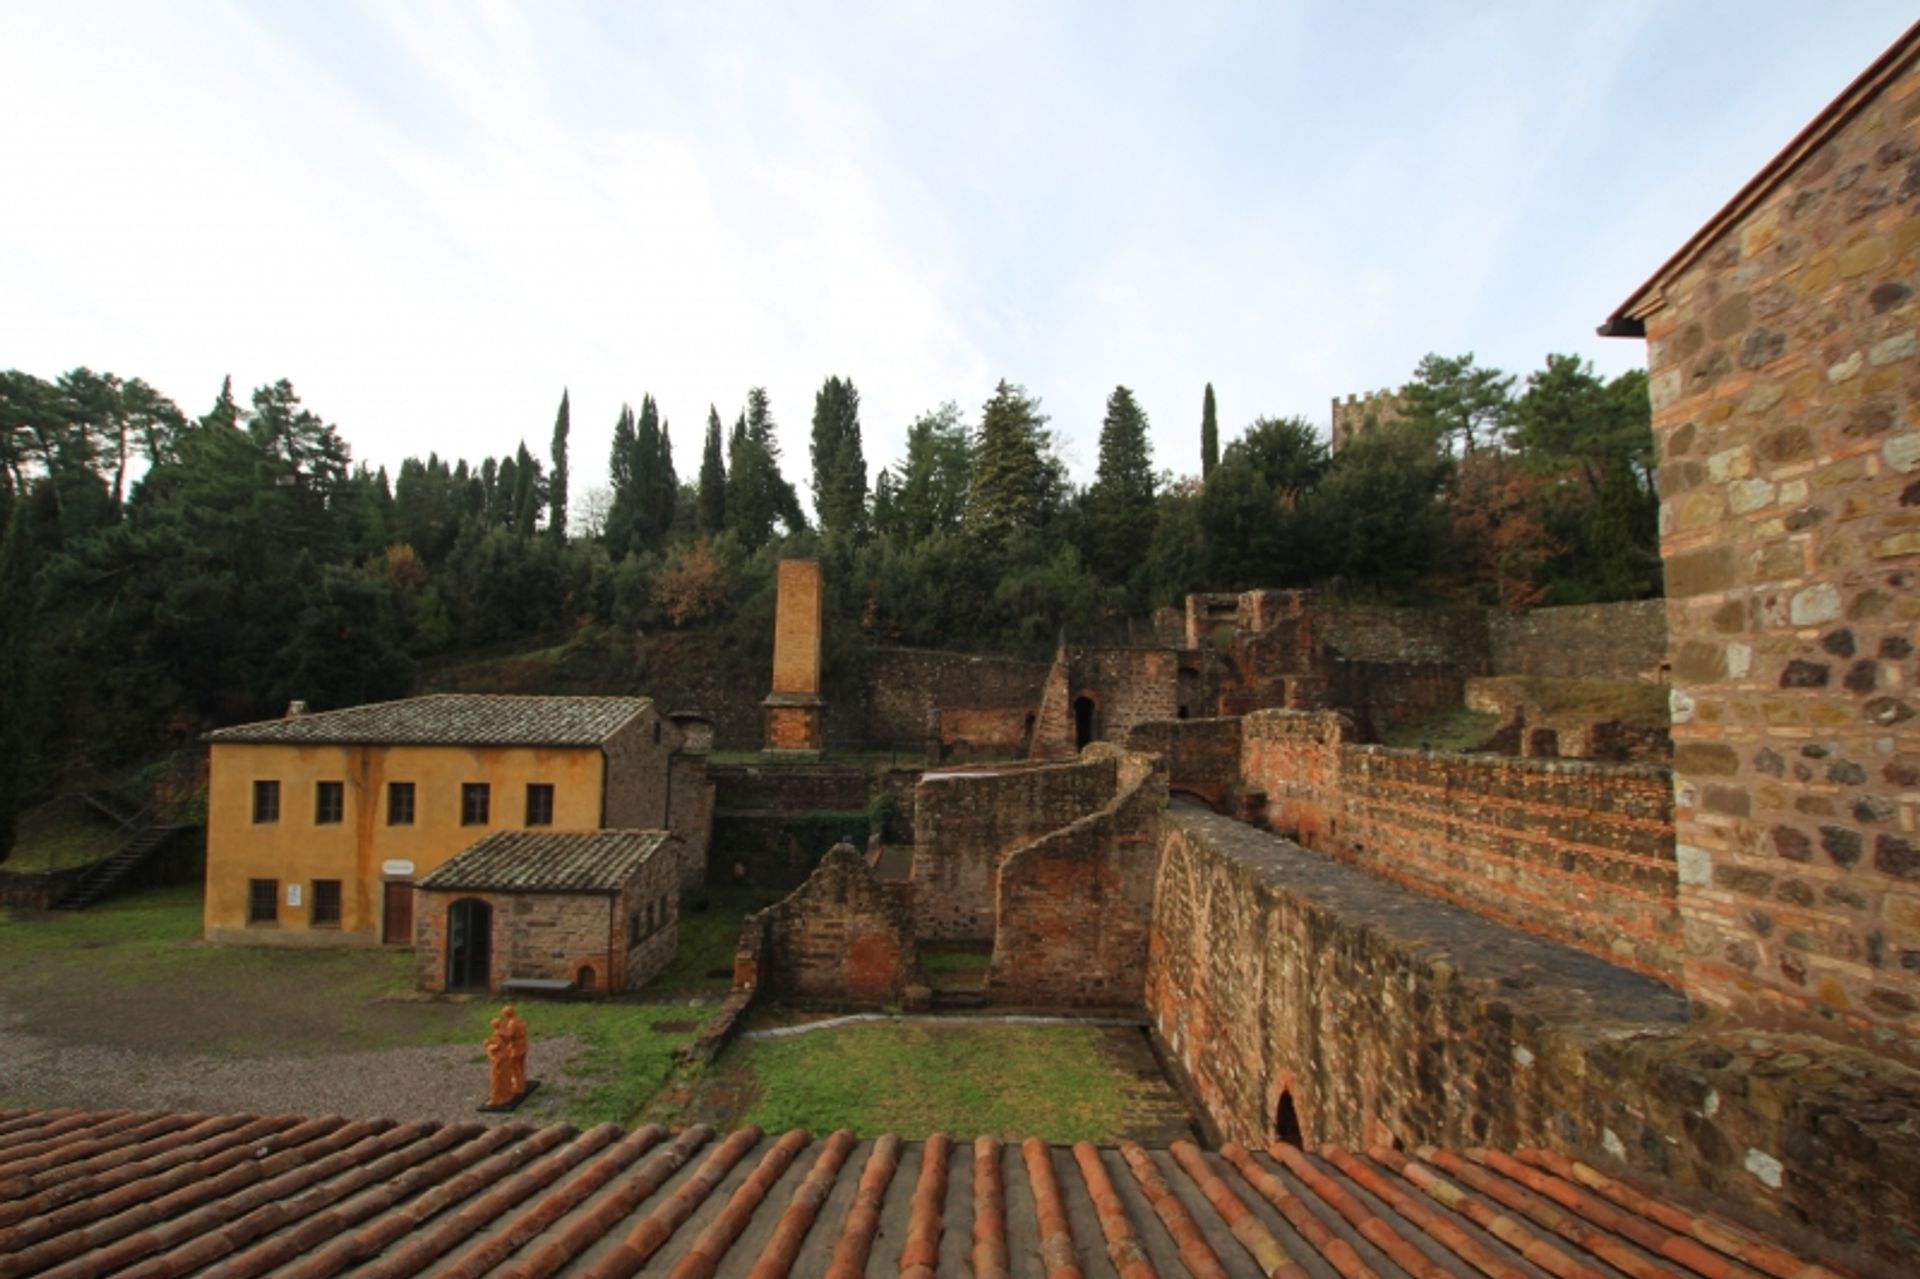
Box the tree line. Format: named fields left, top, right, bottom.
left=0, top=353, right=1656, bottom=855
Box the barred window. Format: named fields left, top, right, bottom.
left=248, top=878, right=278, bottom=925
left=525, top=783, right=554, bottom=827
left=315, top=781, right=344, bottom=825
left=252, top=780, right=280, bottom=824
left=461, top=782, right=490, bottom=826
left=311, top=879, right=342, bottom=927
left=387, top=781, right=415, bottom=826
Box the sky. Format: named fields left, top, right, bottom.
left=2, top=2, right=1915, bottom=510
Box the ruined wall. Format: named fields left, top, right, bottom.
left=1315, top=603, right=1491, bottom=667
left=708, top=762, right=872, bottom=888
left=1489, top=599, right=1670, bottom=680
left=864, top=648, right=1050, bottom=748
left=987, top=750, right=1167, bottom=1007
left=1126, top=717, right=1243, bottom=812
left=751, top=844, right=919, bottom=1008
left=1147, top=804, right=1920, bottom=1266
left=910, top=755, right=1119, bottom=940
left=1069, top=648, right=1182, bottom=742
left=1242, top=709, right=1683, bottom=982
left=1323, top=660, right=1470, bottom=737
left=1633, top=51, right=1920, bottom=1060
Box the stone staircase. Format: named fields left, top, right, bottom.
left=51, top=808, right=187, bottom=911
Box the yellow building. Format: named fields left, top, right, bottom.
left=203, top=694, right=696, bottom=946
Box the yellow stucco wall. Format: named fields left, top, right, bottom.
left=204, top=740, right=609, bottom=944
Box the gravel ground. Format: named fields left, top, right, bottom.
left=0, top=1024, right=586, bottom=1126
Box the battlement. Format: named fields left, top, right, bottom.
left=1329, top=385, right=1408, bottom=451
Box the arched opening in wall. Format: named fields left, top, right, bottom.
left=1073, top=696, right=1097, bottom=749
left=1274, top=1089, right=1304, bottom=1147
left=1170, top=787, right=1218, bottom=813
left=1529, top=728, right=1560, bottom=758
left=1177, top=666, right=1201, bottom=721
left=445, top=898, right=492, bottom=993
left=1022, top=712, right=1036, bottom=751
left=575, top=964, right=598, bottom=992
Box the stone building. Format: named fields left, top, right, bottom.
left=202, top=694, right=709, bottom=948
left=413, top=829, right=680, bottom=995
left=1602, top=21, right=1920, bottom=1062
left=1329, top=386, right=1408, bottom=450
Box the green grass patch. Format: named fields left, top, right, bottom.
left=650, top=886, right=785, bottom=992
left=731, top=1023, right=1131, bottom=1142
left=919, top=945, right=992, bottom=973
left=510, top=1001, right=704, bottom=1126
left=1382, top=705, right=1503, bottom=751
left=1477, top=675, right=1670, bottom=724
left=2, top=806, right=125, bottom=875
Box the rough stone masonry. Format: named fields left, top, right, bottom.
left=1604, top=26, right=1920, bottom=1062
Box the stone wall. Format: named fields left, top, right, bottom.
left=1316, top=603, right=1491, bottom=667
left=415, top=890, right=614, bottom=994
left=1323, top=659, right=1471, bottom=738
left=709, top=763, right=870, bottom=814
left=666, top=754, right=714, bottom=889
left=614, top=844, right=681, bottom=993
left=748, top=844, right=920, bottom=1008
left=864, top=648, right=1051, bottom=748
left=1241, top=709, right=1683, bottom=982
left=1147, top=803, right=1920, bottom=1266
left=1068, top=648, right=1184, bottom=743
left=603, top=703, right=672, bottom=829
left=1125, top=717, right=1243, bottom=812
left=1625, top=44, right=1920, bottom=1061
left=1488, top=599, right=1670, bottom=680
left=910, top=755, right=1120, bottom=940
left=987, top=749, right=1166, bottom=1007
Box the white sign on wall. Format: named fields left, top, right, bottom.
left=382, top=859, right=415, bottom=876
left=286, top=883, right=302, bottom=908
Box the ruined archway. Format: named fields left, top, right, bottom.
left=1274, top=1088, right=1304, bottom=1146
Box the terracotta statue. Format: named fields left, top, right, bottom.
left=501, top=1004, right=529, bottom=1098
left=483, top=1011, right=513, bottom=1107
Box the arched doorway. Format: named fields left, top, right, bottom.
left=1073, top=696, right=1097, bottom=748
left=446, top=898, right=492, bottom=992
left=1274, top=1088, right=1304, bottom=1146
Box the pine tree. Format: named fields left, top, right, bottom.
left=1201, top=383, right=1219, bottom=478
left=202, top=375, right=241, bottom=432
left=888, top=403, right=973, bottom=545
left=964, top=380, right=1056, bottom=544
left=1086, top=385, right=1158, bottom=584
left=548, top=389, right=570, bottom=539
left=697, top=405, right=727, bottom=535
left=810, top=375, right=867, bottom=539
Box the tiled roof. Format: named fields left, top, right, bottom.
left=206, top=695, right=652, bottom=748
left=0, top=1107, right=1846, bottom=1279
left=419, top=831, right=670, bottom=894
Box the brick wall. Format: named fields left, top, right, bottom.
left=864, top=648, right=1051, bottom=746
left=1125, top=717, right=1243, bottom=811
left=1627, top=44, right=1920, bottom=1060
left=910, top=755, right=1119, bottom=940
left=1241, top=709, right=1683, bottom=982
left=1027, top=653, right=1074, bottom=760
left=415, top=890, right=616, bottom=994
left=1316, top=603, right=1491, bottom=667
left=1146, top=804, right=1920, bottom=1266
left=1488, top=600, right=1670, bottom=680
left=614, top=844, right=681, bottom=992
left=752, top=844, right=920, bottom=1007
left=987, top=749, right=1166, bottom=1007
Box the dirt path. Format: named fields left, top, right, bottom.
left=0, top=1024, right=585, bottom=1126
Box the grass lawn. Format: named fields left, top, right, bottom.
left=650, top=885, right=786, bottom=993
left=1, top=804, right=125, bottom=875
left=1382, top=704, right=1503, bottom=751
left=664, top=1022, right=1154, bottom=1144
left=0, top=884, right=720, bottom=1126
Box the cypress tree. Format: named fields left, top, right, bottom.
left=606, top=403, right=638, bottom=558
left=810, top=375, right=867, bottom=538
left=1086, top=385, right=1158, bottom=583
left=1201, top=383, right=1219, bottom=478
left=725, top=388, right=803, bottom=548
left=0, top=503, right=33, bottom=862
left=697, top=405, right=727, bottom=535
left=548, top=389, right=570, bottom=539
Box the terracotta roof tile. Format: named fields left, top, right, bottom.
left=0, top=1108, right=1853, bottom=1279
left=418, top=831, right=670, bottom=894
left=206, top=695, right=652, bottom=748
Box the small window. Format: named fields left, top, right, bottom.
left=525, top=783, right=554, bottom=827
left=387, top=781, right=415, bottom=826
left=315, top=781, right=344, bottom=825
left=645, top=901, right=655, bottom=932
left=311, top=879, right=342, bottom=927
left=252, top=781, right=280, bottom=825
left=628, top=913, right=640, bottom=947
left=248, top=878, right=278, bottom=925
left=653, top=721, right=662, bottom=745
left=461, top=782, right=491, bottom=826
